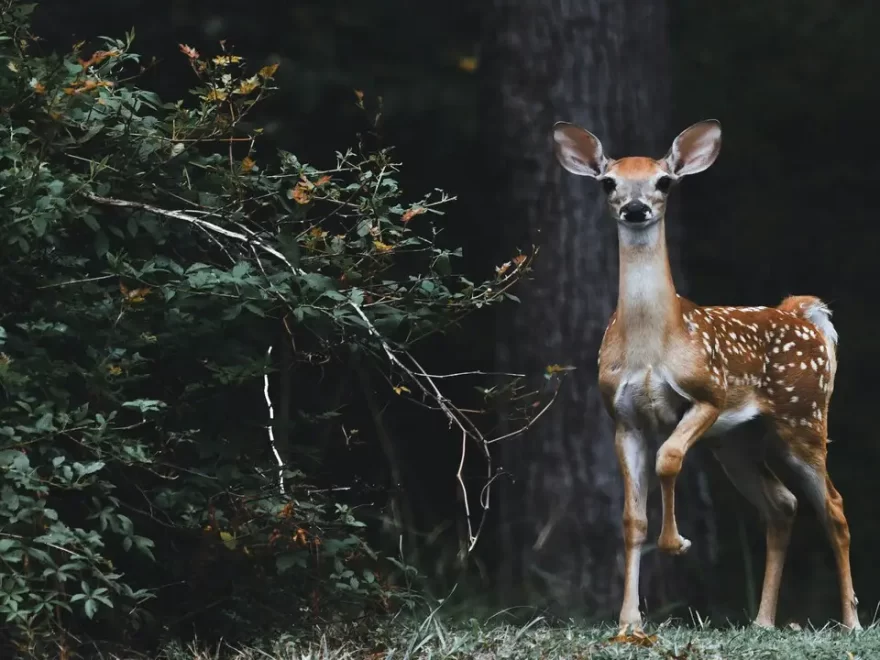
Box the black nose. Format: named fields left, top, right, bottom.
left=621, top=201, right=651, bottom=224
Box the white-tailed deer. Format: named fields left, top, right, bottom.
left=552, top=119, right=860, bottom=632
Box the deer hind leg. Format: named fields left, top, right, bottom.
left=775, top=429, right=861, bottom=631
left=713, top=439, right=797, bottom=628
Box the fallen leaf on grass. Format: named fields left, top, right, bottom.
left=607, top=629, right=658, bottom=648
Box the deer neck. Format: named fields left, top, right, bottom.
left=615, top=220, right=681, bottom=364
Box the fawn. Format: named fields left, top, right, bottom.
left=551, top=119, right=859, bottom=632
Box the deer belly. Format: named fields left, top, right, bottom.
left=704, top=396, right=762, bottom=438
left=613, top=369, right=688, bottom=428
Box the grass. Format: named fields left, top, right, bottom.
left=153, top=617, right=880, bottom=660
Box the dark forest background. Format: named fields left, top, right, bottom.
left=7, top=0, right=880, bottom=652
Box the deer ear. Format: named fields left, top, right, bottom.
left=553, top=122, right=608, bottom=178
left=665, top=119, right=722, bottom=177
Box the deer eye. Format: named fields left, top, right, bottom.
left=656, top=176, right=672, bottom=193
left=601, top=178, right=616, bottom=194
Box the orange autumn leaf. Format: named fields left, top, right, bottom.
left=78, top=49, right=120, bottom=69
left=30, top=80, right=46, bottom=94
left=179, top=43, right=200, bottom=60
left=496, top=261, right=512, bottom=277
left=258, top=63, right=279, bottom=79
left=63, top=79, right=113, bottom=95
left=240, top=156, right=256, bottom=173
left=107, top=364, right=122, bottom=376
left=606, top=630, right=658, bottom=648
left=373, top=240, right=393, bottom=253
left=401, top=206, right=426, bottom=224
left=315, top=175, right=332, bottom=186
left=309, top=227, right=328, bottom=239
left=457, top=56, right=479, bottom=73
left=289, top=183, right=312, bottom=204
left=120, top=281, right=151, bottom=304
left=513, top=254, right=527, bottom=266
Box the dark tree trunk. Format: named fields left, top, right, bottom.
left=482, top=0, right=718, bottom=618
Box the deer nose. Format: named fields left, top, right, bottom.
left=621, top=201, right=651, bottom=224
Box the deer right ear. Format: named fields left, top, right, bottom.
left=553, top=122, right=608, bottom=178
left=665, top=119, right=722, bottom=177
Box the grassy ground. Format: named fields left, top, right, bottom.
left=155, top=619, right=880, bottom=660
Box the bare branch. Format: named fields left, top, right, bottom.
left=83, top=192, right=304, bottom=276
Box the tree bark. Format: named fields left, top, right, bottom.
left=482, top=0, right=717, bottom=617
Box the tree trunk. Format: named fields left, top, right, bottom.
left=482, top=0, right=717, bottom=618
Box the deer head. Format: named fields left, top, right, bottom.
left=552, top=120, right=722, bottom=229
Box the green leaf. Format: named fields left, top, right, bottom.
left=94, top=230, right=109, bottom=257
left=34, top=412, right=55, bottom=432
left=82, top=214, right=101, bottom=231
left=84, top=598, right=97, bottom=619
left=276, top=552, right=306, bottom=574
left=231, top=262, right=251, bottom=279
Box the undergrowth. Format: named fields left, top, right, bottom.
left=151, top=617, right=880, bottom=659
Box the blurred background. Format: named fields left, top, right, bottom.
left=29, top=0, right=880, bottom=631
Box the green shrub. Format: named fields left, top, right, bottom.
left=0, top=1, right=538, bottom=655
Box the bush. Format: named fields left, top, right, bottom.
left=0, top=1, right=542, bottom=656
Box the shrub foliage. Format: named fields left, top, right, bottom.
left=0, top=1, right=540, bottom=655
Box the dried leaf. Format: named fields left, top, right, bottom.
left=393, top=385, right=411, bottom=395
left=496, top=261, right=512, bottom=277
left=457, top=56, right=479, bottom=73
left=258, top=63, right=279, bottom=79
left=240, top=156, right=256, bottom=173
left=219, top=530, right=237, bottom=550
left=29, top=79, right=45, bottom=94
left=179, top=43, right=200, bottom=60
left=212, top=54, right=243, bottom=66
left=373, top=240, right=393, bottom=253
left=78, top=49, right=120, bottom=69
left=513, top=254, right=527, bottom=266
left=401, top=206, right=426, bottom=224
left=607, top=630, right=658, bottom=648
left=107, top=365, right=122, bottom=376
left=289, top=183, right=312, bottom=204
left=236, top=75, right=260, bottom=95
left=120, top=281, right=151, bottom=303
left=202, top=87, right=228, bottom=102
left=545, top=364, right=575, bottom=375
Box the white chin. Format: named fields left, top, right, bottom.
left=618, top=217, right=658, bottom=229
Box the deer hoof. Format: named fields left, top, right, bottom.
left=658, top=533, right=691, bottom=555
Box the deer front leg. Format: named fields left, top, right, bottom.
left=616, top=424, right=649, bottom=633
left=656, top=402, right=719, bottom=555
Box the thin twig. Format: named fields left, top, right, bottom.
left=263, top=345, right=285, bottom=496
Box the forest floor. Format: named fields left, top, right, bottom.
left=156, top=619, right=880, bottom=659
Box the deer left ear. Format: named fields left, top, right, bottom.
left=665, top=119, right=722, bottom=177
left=552, top=122, right=608, bottom=178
